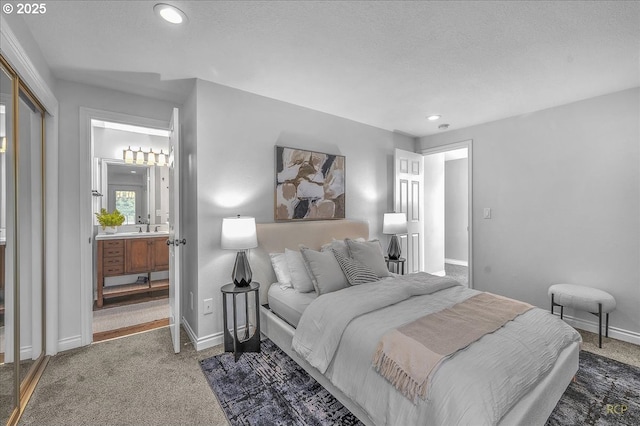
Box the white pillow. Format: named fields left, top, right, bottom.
left=284, top=248, right=315, bottom=293
left=345, top=238, right=390, bottom=278
left=300, top=246, right=349, bottom=295
left=269, top=253, right=292, bottom=288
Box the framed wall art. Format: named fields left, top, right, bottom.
left=274, top=146, right=345, bottom=221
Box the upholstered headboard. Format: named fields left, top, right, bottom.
left=252, top=219, right=370, bottom=303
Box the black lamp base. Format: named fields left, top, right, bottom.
left=232, top=251, right=253, bottom=287
left=387, top=235, right=401, bottom=260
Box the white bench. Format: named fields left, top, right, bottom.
left=548, top=283, right=616, bottom=348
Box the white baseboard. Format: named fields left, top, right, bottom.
left=183, top=318, right=252, bottom=351
left=560, top=314, right=640, bottom=346
left=430, top=269, right=446, bottom=277
left=58, top=334, right=83, bottom=352
left=445, top=258, right=468, bottom=267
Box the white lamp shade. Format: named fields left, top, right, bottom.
left=135, top=147, right=145, bottom=165
left=124, top=146, right=134, bottom=163
left=157, top=150, right=166, bottom=166
left=383, top=213, right=407, bottom=234
left=221, top=216, right=258, bottom=250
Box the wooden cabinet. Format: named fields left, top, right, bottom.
left=96, top=236, right=169, bottom=308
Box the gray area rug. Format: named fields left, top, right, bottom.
left=200, top=340, right=362, bottom=425
left=546, top=350, right=639, bottom=425
left=202, top=340, right=639, bottom=426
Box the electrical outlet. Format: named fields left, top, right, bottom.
left=483, top=208, right=492, bottom=219
left=203, top=298, right=213, bottom=315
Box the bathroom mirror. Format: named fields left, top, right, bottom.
left=97, top=159, right=169, bottom=225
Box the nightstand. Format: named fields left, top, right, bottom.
left=386, top=257, right=406, bottom=275
left=221, top=281, right=261, bottom=361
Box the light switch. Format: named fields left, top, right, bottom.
left=203, top=298, right=213, bottom=314
left=483, top=208, right=492, bottom=219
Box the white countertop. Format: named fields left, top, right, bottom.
left=95, top=231, right=169, bottom=241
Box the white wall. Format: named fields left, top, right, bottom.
left=186, top=79, right=415, bottom=348
left=93, top=127, right=168, bottom=160
left=55, top=79, right=178, bottom=348
left=445, top=158, right=469, bottom=263
left=418, top=88, right=640, bottom=343
left=423, top=153, right=445, bottom=275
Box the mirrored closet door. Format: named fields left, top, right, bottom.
left=0, top=55, right=47, bottom=425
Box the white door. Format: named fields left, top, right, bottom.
left=394, top=149, right=424, bottom=273
left=168, top=107, right=181, bottom=353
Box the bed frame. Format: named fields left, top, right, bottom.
left=253, top=219, right=579, bottom=425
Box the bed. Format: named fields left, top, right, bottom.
left=253, top=220, right=581, bottom=426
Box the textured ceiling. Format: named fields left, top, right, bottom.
left=21, top=1, right=640, bottom=137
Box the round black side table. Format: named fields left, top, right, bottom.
left=386, top=257, right=406, bottom=275
left=221, top=281, right=261, bottom=361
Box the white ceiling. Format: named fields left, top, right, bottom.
left=22, top=1, right=640, bottom=137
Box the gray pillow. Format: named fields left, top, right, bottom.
left=345, top=238, right=390, bottom=278
left=300, top=246, right=349, bottom=295
left=285, top=248, right=315, bottom=293
left=332, top=249, right=379, bottom=285
left=320, top=237, right=365, bottom=258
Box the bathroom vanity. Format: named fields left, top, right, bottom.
left=95, top=232, right=169, bottom=308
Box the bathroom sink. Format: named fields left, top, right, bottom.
left=96, top=231, right=169, bottom=240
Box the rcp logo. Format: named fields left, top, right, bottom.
left=605, top=404, right=628, bottom=415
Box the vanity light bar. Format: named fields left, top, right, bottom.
left=122, top=147, right=169, bottom=166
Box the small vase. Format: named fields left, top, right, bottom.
left=104, top=226, right=118, bottom=234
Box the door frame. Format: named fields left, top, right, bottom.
left=78, top=108, right=169, bottom=345
left=421, top=139, right=473, bottom=288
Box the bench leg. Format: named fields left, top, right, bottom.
left=606, top=313, right=609, bottom=338
left=550, top=294, right=554, bottom=314
left=560, top=305, right=563, bottom=320
left=598, top=303, right=602, bottom=348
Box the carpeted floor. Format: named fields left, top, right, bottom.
left=445, top=262, right=468, bottom=287
left=19, top=327, right=228, bottom=425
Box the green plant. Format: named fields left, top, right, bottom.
left=95, top=208, right=125, bottom=229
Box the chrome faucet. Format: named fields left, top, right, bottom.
left=146, top=221, right=150, bottom=233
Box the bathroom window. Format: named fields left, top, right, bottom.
left=115, top=190, right=136, bottom=224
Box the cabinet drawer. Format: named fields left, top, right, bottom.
left=104, top=248, right=124, bottom=257
left=103, top=257, right=123, bottom=266
left=104, top=265, right=124, bottom=276
left=102, top=240, right=124, bottom=249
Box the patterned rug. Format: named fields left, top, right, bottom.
left=201, top=340, right=639, bottom=426
left=546, top=350, right=639, bottom=425
left=200, top=340, right=362, bottom=425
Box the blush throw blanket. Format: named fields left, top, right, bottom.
left=372, top=292, right=533, bottom=402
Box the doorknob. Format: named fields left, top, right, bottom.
left=167, top=238, right=187, bottom=246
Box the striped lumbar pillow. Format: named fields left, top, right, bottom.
left=332, top=249, right=379, bottom=285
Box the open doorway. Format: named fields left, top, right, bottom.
left=422, top=141, right=472, bottom=288
left=81, top=111, right=173, bottom=343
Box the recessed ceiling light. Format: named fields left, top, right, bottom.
left=438, top=124, right=450, bottom=130
left=154, top=3, right=187, bottom=24
left=427, top=115, right=441, bottom=121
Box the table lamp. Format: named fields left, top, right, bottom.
left=383, top=212, right=407, bottom=260
left=221, top=215, right=258, bottom=287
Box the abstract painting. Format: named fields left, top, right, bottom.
left=275, top=146, right=345, bottom=221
